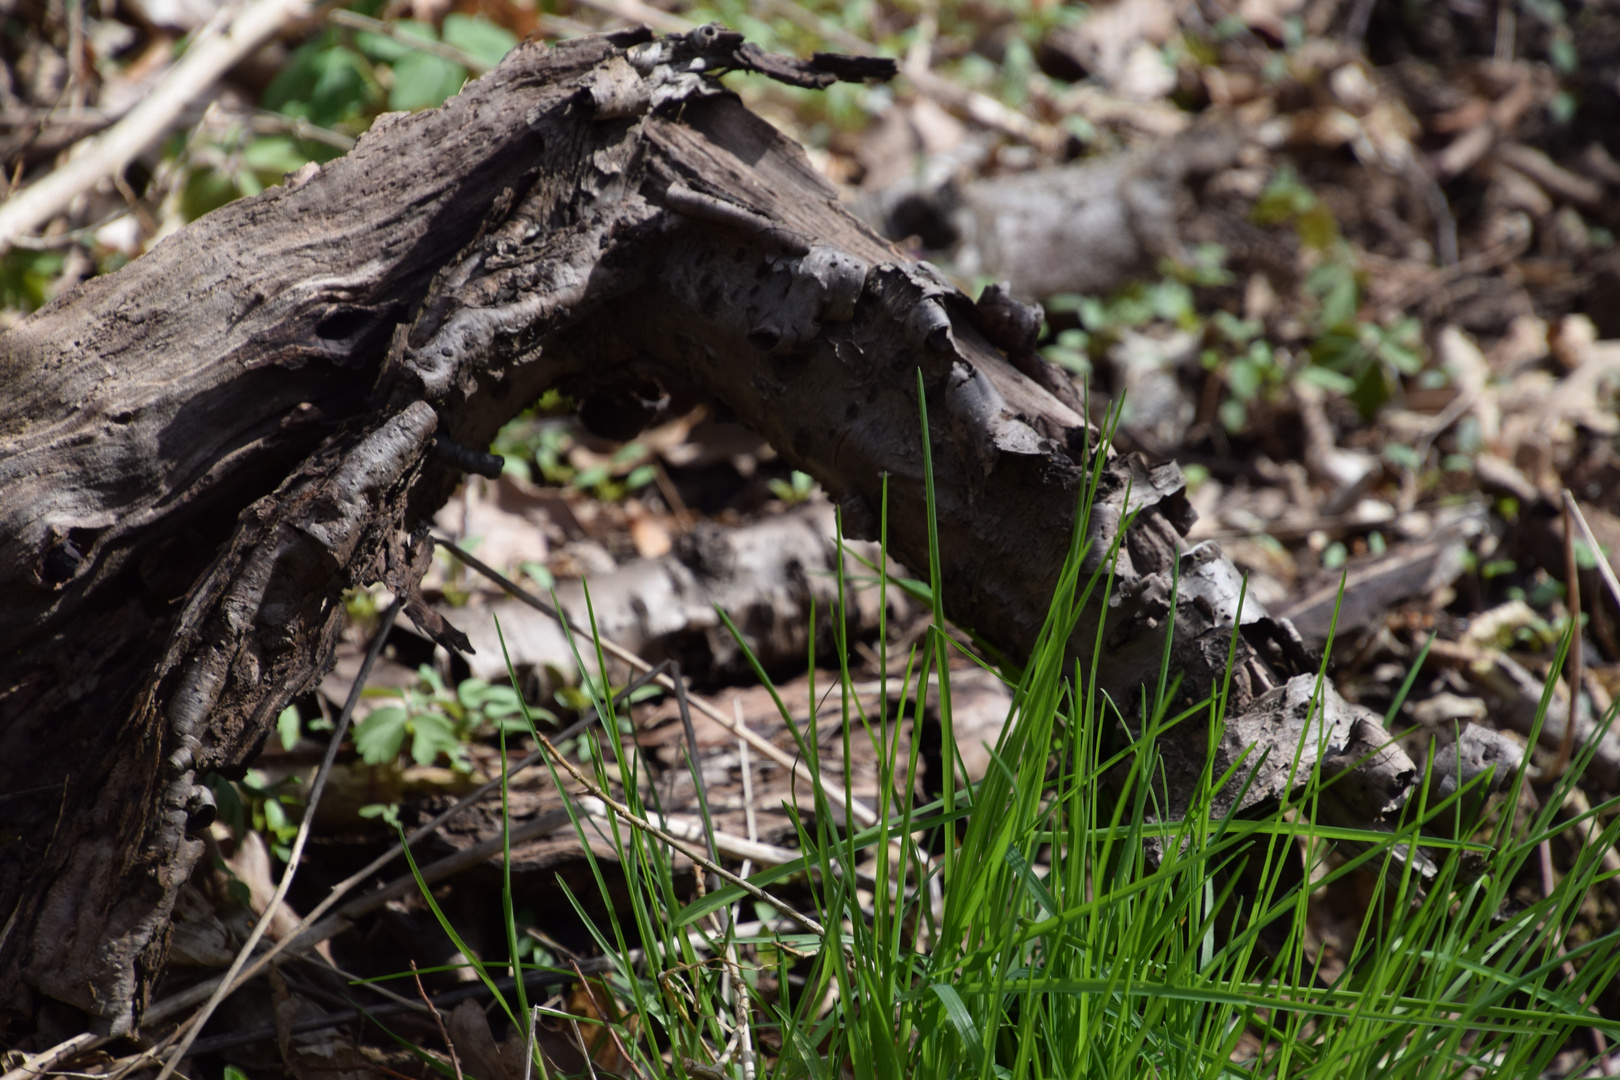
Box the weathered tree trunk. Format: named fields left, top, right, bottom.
left=0, top=25, right=1413, bottom=1038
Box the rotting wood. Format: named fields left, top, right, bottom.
left=0, top=24, right=1421, bottom=1038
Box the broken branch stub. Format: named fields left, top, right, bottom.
left=0, top=24, right=1404, bottom=1036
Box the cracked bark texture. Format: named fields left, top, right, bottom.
left=0, top=25, right=1420, bottom=1037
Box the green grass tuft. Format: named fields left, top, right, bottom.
left=431, top=399, right=1620, bottom=1080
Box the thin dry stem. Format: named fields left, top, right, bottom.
left=1545, top=490, right=1588, bottom=781
left=568, top=959, right=645, bottom=1080
left=435, top=536, right=881, bottom=827
left=1566, top=493, right=1620, bottom=611
left=538, top=732, right=828, bottom=936
left=0, top=1034, right=99, bottom=1080
left=412, top=960, right=466, bottom=1080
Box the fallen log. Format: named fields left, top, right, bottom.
left=0, top=24, right=1420, bottom=1038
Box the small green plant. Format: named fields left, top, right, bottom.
left=174, top=124, right=333, bottom=224
left=352, top=665, right=550, bottom=770
left=551, top=671, right=661, bottom=761
left=494, top=405, right=660, bottom=501
left=207, top=768, right=305, bottom=861
left=1039, top=269, right=1210, bottom=384
left=168, top=5, right=516, bottom=227
left=1204, top=311, right=1284, bottom=431
left=768, top=469, right=818, bottom=504
left=1040, top=168, right=1434, bottom=431
left=1255, top=166, right=1429, bottom=417
left=276, top=704, right=302, bottom=751
left=263, top=9, right=515, bottom=129
left=0, top=249, right=66, bottom=313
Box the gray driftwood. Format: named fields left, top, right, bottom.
left=0, top=25, right=1422, bottom=1037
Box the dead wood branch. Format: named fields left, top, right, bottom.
left=0, top=24, right=1413, bottom=1038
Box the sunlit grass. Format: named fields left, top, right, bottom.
left=403, top=397, right=1620, bottom=1080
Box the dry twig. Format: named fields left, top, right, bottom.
left=0, top=0, right=309, bottom=252
left=412, top=960, right=467, bottom=1080
left=433, top=536, right=882, bottom=828
left=538, top=731, right=828, bottom=936
left=0, top=1034, right=98, bottom=1080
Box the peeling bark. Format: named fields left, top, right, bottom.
left=0, top=25, right=1415, bottom=1036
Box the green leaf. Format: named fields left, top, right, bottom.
left=1549, top=90, right=1576, bottom=125
left=456, top=677, right=492, bottom=704
left=389, top=51, right=466, bottom=111
left=180, top=167, right=243, bottom=223
left=409, top=711, right=460, bottom=766
left=928, top=983, right=988, bottom=1075
left=0, top=249, right=66, bottom=312
left=417, top=664, right=447, bottom=697
left=1383, top=443, right=1422, bottom=470
left=1219, top=396, right=1247, bottom=432
left=1253, top=165, right=1316, bottom=224
left=264, top=40, right=376, bottom=128
left=277, top=705, right=301, bottom=752
left=358, top=801, right=401, bottom=827
left=1376, top=336, right=1424, bottom=375
left=443, top=14, right=517, bottom=69
left=1149, top=279, right=1194, bottom=324
left=1228, top=358, right=1261, bottom=402
left=1297, top=202, right=1341, bottom=249
left=1348, top=359, right=1395, bottom=417
left=1186, top=241, right=1233, bottom=285
left=354, top=706, right=409, bottom=764
left=1309, top=328, right=1363, bottom=373
left=1062, top=112, right=1097, bottom=143
left=484, top=684, right=523, bottom=708
left=1077, top=295, right=1110, bottom=333
left=1212, top=310, right=1259, bottom=344
left=207, top=773, right=246, bottom=834
left=472, top=682, right=524, bottom=718
left=1307, top=262, right=1359, bottom=328
left=355, top=19, right=437, bottom=63
left=1042, top=344, right=1089, bottom=376
left=1295, top=365, right=1356, bottom=395
left=1004, top=846, right=1058, bottom=920
left=521, top=561, right=554, bottom=591
left=1044, top=292, right=1086, bottom=315
left=242, top=135, right=313, bottom=181
left=262, top=796, right=289, bottom=835
left=1549, top=34, right=1576, bottom=74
